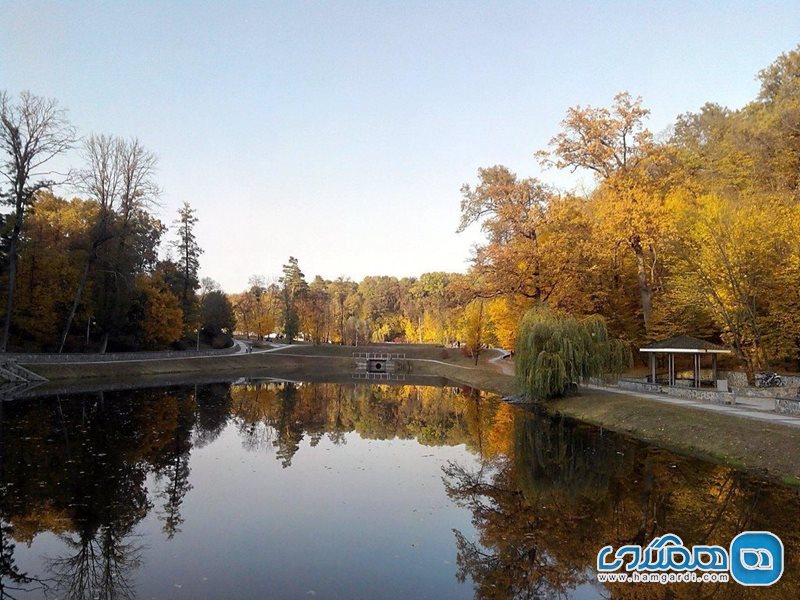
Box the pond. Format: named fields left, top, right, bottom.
left=1, top=380, right=799, bottom=599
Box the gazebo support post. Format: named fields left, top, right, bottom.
left=712, top=354, right=718, bottom=385
left=639, top=336, right=732, bottom=390
left=668, top=353, right=675, bottom=386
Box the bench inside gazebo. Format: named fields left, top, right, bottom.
left=640, top=335, right=731, bottom=389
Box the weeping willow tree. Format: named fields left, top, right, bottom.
left=516, top=306, right=631, bottom=400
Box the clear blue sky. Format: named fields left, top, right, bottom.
left=2, top=1, right=799, bottom=291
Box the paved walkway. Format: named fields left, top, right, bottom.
left=402, top=348, right=516, bottom=374
left=488, top=348, right=514, bottom=375
left=233, top=339, right=291, bottom=355
left=588, top=384, right=800, bottom=429
left=489, top=349, right=800, bottom=428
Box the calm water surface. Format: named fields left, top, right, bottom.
left=1, top=380, right=799, bottom=599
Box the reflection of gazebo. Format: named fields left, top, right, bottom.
left=640, top=335, right=731, bottom=388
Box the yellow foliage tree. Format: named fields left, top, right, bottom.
left=14, top=193, right=98, bottom=350
left=137, top=274, right=184, bottom=348
left=460, top=299, right=494, bottom=365
left=484, top=297, right=519, bottom=350
left=667, top=192, right=800, bottom=371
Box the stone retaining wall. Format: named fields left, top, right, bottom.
left=723, top=370, right=748, bottom=387
left=617, top=378, right=734, bottom=404
left=775, top=397, right=800, bottom=416
left=618, top=378, right=663, bottom=394
left=9, top=345, right=238, bottom=364
left=777, top=375, right=800, bottom=387
left=718, top=369, right=799, bottom=397
left=587, top=376, right=620, bottom=386
left=666, top=386, right=734, bottom=405
left=731, top=385, right=800, bottom=398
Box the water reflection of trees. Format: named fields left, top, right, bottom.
left=48, top=525, right=144, bottom=600
left=0, top=385, right=231, bottom=597
left=444, top=410, right=800, bottom=599
left=227, top=382, right=515, bottom=467
left=3, top=382, right=800, bottom=599
left=1, top=520, right=44, bottom=599
left=0, top=381, right=509, bottom=594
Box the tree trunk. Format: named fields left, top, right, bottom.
left=339, top=299, right=345, bottom=345
left=1, top=196, right=25, bottom=352
left=58, top=258, right=92, bottom=353
left=1, top=236, right=19, bottom=352
left=59, top=210, right=112, bottom=353
left=632, top=242, right=653, bottom=333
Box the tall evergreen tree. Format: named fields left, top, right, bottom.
left=171, top=202, right=202, bottom=329
left=280, top=256, right=307, bottom=343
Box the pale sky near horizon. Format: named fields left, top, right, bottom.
left=2, top=1, right=799, bottom=291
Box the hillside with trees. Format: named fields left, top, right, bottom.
left=4, top=46, right=800, bottom=369
left=230, top=47, right=800, bottom=375
left=0, top=93, right=228, bottom=352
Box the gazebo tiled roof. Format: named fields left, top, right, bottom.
left=640, top=335, right=731, bottom=354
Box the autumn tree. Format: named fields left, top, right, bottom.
left=298, top=276, right=330, bottom=344
left=58, top=135, right=161, bottom=352
left=93, top=208, right=165, bottom=350
left=280, top=257, right=307, bottom=342
left=484, top=296, right=525, bottom=350
left=749, top=45, right=800, bottom=194
left=58, top=134, right=122, bottom=352
left=0, top=93, right=228, bottom=354
left=172, top=202, right=202, bottom=328
left=231, top=276, right=280, bottom=340
left=200, top=290, right=236, bottom=343
left=252, top=275, right=278, bottom=339
left=13, top=193, right=97, bottom=349
left=405, top=273, right=465, bottom=344
left=97, top=139, right=161, bottom=347
left=328, top=277, right=358, bottom=344
left=666, top=193, right=800, bottom=372
left=461, top=299, right=492, bottom=365
left=136, top=273, right=183, bottom=348
left=358, top=276, right=403, bottom=342
left=0, top=91, right=76, bottom=351
left=246, top=275, right=266, bottom=339
left=539, top=92, right=665, bottom=334
left=661, top=46, right=800, bottom=367
left=457, top=167, right=603, bottom=342
left=230, top=290, right=256, bottom=340
left=458, top=166, right=554, bottom=301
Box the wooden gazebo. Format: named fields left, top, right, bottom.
left=640, top=335, right=731, bottom=388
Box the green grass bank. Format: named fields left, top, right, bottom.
left=545, top=389, right=800, bottom=486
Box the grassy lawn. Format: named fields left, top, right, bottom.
left=273, top=342, right=454, bottom=360
left=548, top=389, right=800, bottom=486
